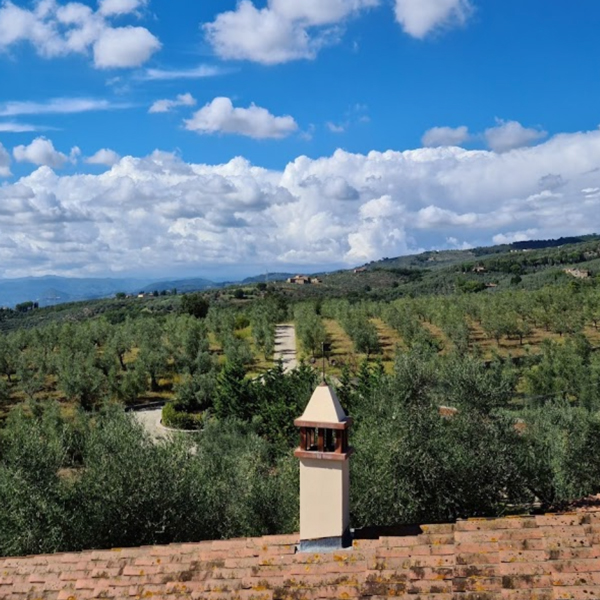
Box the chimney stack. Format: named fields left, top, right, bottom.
left=294, top=383, right=353, bottom=551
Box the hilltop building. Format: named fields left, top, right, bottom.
left=564, top=268, right=591, bottom=279
left=287, top=275, right=321, bottom=285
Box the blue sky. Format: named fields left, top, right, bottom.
left=1, top=0, right=600, bottom=279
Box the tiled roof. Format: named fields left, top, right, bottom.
left=2, top=510, right=600, bottom=599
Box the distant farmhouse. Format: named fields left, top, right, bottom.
left=287, top=275, right=321, bottom=285
left=564, top=268, right=591, bottom=279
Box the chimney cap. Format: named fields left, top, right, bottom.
left=295, top=384, right=349, bottom=428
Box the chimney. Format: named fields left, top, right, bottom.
left=294, top=382, right=353, bottom=551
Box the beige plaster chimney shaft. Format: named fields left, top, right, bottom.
left=294, top=383, right=353, bottom=551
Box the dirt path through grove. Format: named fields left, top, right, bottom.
left=273, top=323, right=298, bottom=372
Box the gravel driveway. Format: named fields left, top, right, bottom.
left=273, top=323, right=298, bottom=372
left=133, top=408, right=170, bottom=441
left=135, top=323, right=299, bottom=440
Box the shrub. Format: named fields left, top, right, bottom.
left=0, top=405, right=297, bottom=556
left=180, top=293, right=209, bottom=319
left=519, top=401, right=600, bottom=507
left=161, top=402, right=204, bottom=430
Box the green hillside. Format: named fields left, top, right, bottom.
left=267, top=234, right=600, bottom=300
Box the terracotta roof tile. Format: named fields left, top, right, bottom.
left=2, top=511, right=600, bottom=599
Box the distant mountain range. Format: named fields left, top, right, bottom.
left=7, top=234, right=597, bottom=309
left=241, top=272, right=296, bottom=284
left=139, top=278, right=218, bottom=295
left=0, top=272, right=299, bottom=308
left=0, top=276, right=154, bottom=308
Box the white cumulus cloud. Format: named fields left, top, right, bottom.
left=69, top=146, right=81, bottom=164
left=204, top=0, right=378, bottom=64
left=484, top=119, right=548, bottom=153
left=422, top=125, right=470, bottom=147
left=394, top=0, right=473, bottom=38
left=0, top=1, right=51, bottom=50
left=0, top=142, right=11, bottom=177
left=0, top=0, right=160, bottom=69
left=98, top=0, right=147, bottom=17
left=269, top=0, right=379, bottom=25
left=493, top=229, right=539, bottom=245
left=13, top=137, right=69, bottom=168
left=422, top=119, right=548, bottom=153
left=3, top=128, right=600, bottom=278
left=149, top=93, right=196, bottom=114
left=85, top=148, right=121, bottom=167
left=93, top=26, right=161, bottom=68
left=185, top=97, right=298, bottom=139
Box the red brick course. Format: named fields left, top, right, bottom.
left=2, top=512, right=600, bottom=599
